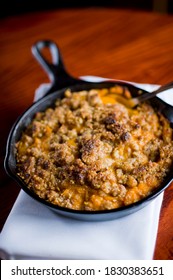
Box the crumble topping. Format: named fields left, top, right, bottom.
left=16, top=87, right=173, bottom=210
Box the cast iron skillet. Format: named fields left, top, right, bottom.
left=4, top=40, right=173, bottom=221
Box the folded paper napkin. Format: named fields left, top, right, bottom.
left=1, top=76, right=172, bottom=260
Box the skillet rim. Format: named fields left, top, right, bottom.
left=4, top=80, right=173, bottom=219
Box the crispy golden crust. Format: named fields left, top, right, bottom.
left=16, top=87, right=173, bottom=211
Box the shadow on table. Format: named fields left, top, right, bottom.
left=1, top=0, right=173, bottom=18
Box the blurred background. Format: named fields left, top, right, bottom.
left=1, top=0, right=173, bottom=18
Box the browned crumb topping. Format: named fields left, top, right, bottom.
left=16, top=87, right=173, bottom=211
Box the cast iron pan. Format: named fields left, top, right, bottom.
left=4, top=40, right=173, bottom=221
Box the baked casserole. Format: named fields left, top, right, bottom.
left=16, top=86, right=173, bottom=211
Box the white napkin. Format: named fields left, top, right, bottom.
left=1, top=76, right=172, bottom=260
left=0, top=190, right=163, bottom=260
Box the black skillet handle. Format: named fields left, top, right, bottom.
left=31, top=40, right=83, bottom=94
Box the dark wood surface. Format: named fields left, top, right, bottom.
left=0, top=8, right=173, bottom=260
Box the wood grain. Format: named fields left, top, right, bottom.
left=0, top=8, right=173, bottom=260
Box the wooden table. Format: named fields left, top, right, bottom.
left=0, top=8, right=173, bottom=260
